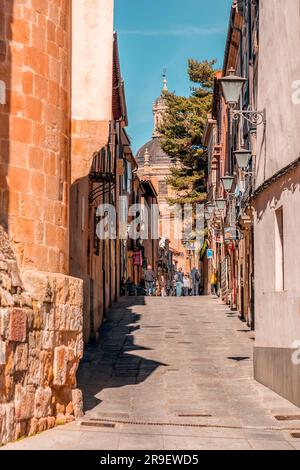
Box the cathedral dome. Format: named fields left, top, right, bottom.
left=136, top=137, right=171, bottom=167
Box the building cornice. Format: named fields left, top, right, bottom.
left=252, top=154, right=300, bottom=200
left=202, top=114, right=217, bottom=147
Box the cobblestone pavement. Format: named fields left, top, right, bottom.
left=3, top=296, right=300, bottom=450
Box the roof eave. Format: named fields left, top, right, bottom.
left=202, top=114, right=217, bottom=146
left=222, top=1, right=244, bottom=75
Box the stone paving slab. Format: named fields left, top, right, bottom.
left=3, top=296, right=300, bottom=450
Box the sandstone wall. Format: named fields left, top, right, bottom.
left=0, top=0, right=71, bottom=274
left=0, top=227, right=83, bottom=446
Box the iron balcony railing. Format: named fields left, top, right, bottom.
left=89, top=145, right=116, bottom=204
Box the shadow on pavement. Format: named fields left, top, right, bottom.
left=77, top=297, right=168, bottom=412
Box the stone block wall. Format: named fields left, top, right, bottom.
left=0, top=227, right=83, bottom=446
left=0, top=0, right=71, bottom=274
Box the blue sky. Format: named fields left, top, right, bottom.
left=114, top=0, right=232, bottom=154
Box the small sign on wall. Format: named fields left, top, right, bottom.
left=0, top=80, right=6, bottom=104
left=207, top=249, right=213, bottom=259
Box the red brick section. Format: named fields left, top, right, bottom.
left=0, top=0, right=71, bottom=274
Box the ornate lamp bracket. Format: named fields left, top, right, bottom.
left=231, top=108, right=266, bottom=127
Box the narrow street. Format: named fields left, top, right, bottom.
left=3, top=297, right=300, bottom=450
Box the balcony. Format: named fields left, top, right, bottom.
left=89, top=146, right=115, bottom=183
left=89, top=145, right=116, bottom=204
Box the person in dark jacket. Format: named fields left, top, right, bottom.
left=144, top=265, right=156, bottom=296
left=175, top=267, right=184, bottom=297
left=126, top=277, right=136, bottom=296
left=121, top=276, right=127, bottom=296
left=190, top=266, right=200, bottom=296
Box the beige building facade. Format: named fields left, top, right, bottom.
left=254, top=0, right=300, bottom=406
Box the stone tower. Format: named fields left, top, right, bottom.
left=152, top=75, right=168, bottom=137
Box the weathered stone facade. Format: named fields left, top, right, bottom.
left=0, top=0, right=71, bottom=274
left=0, top=227, right=83, bottom=446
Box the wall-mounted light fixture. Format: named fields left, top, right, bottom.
left=221, top=174, right=235, bottom=193
left=221, top=68, right=266, bottom=126
left=234, top=149, right=252, bottom=170
left=206, top=204, right=215, bottom=216
left=215, top=199, right=227, bottom=211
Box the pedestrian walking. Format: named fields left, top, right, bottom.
left=169, top=278, right=176, bottom=296
left=159, top=270, right=167, bottom=297
left=144, top=265, right=156, bottom=296
left=166, top=278, right=172, bottom=296
left=121, top=276, right=127, bottom=296
left=183, top=273, right=191, bottom=296
left=175, top=267, right=184, bottom=297
left=137, top=278, right=146, bottom=296
left=155, top=279, right=160, bottom=296
left=126, top=277, right=136, bottom=296
left=190, top=266, right=200, bottom=296
left=210, top=270, right=218, bottom=296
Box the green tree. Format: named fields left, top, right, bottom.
left=159, top=59, right=217, bottom=205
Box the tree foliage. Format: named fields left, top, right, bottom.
left=159, top=59, right=217, bottom=205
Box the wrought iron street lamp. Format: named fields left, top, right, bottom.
left=221, top=174, right=235, bottom=193
left=206, top=204, right=215, bottom=216
left=215, top=199, right=227, bottom=211
left=220, top=68, right=266, bottom=126
left=220, top=68, right=246, bottom=106
left=234, top=149, right=252, bottom=170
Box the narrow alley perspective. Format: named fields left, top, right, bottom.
left=4, top=296, right=300, bottom=451
left=1, top=0, right=300, bottom=458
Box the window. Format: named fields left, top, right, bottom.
left=81, top=196, right=85, bottom=232
left=94, top=209, right=100, bottom=256
left=127, top=162, right=132, bottom=193
left=275, top=207, right=284, bottom=291
left=158, top=180, right=168, bottom=195
left=0, top=80, right=6, bottom=104
left=122, top=160, right=127, bottom=192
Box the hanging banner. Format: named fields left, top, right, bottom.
left=133, top=251, right=142, bottom=266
